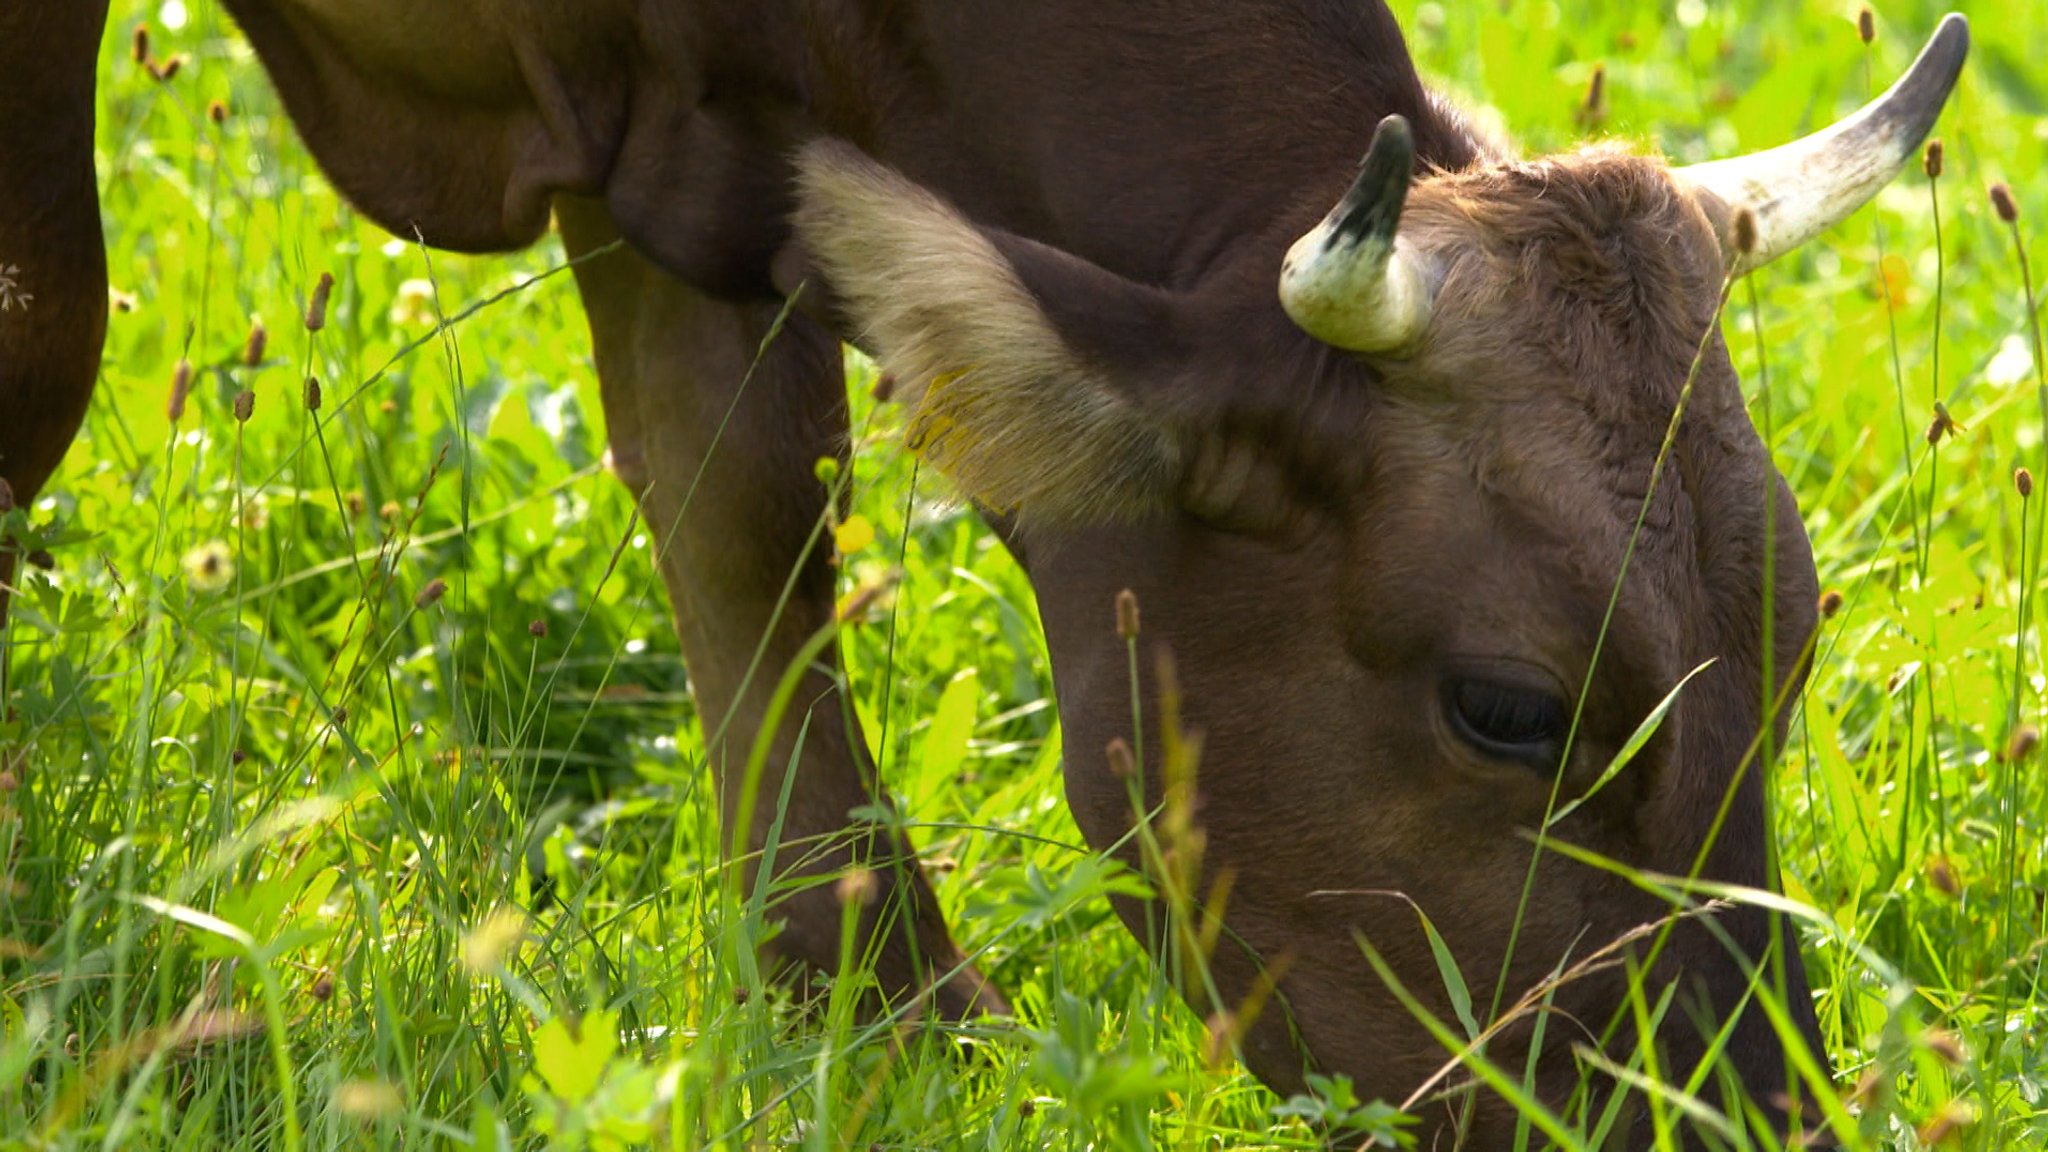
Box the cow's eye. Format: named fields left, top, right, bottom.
left=1445, top=678, right=1568, bottom=767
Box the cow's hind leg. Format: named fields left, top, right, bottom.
left=0, top=3, right=110, bottom=631
left=557, top=199, right=1000, bottom=1018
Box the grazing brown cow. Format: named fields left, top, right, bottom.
left=1, top=2, right=1967, bottom=1145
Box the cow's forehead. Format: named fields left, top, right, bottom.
left=1401, top=148, right=1730, bottom=399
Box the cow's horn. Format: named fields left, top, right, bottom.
left=1679, top=13, right=1969, bottom=271
left=1279, top=115, right=1435, bottom=354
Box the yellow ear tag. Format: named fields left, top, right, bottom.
left=903, top=369, right=972, bottom=461
left=900, top=368, right=1013, bottom=515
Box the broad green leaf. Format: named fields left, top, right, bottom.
left=920, top=669, right=979, bottom=781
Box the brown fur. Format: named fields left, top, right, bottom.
left=10, top=4, right=1852, bottom=1146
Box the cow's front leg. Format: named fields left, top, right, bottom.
left=556, top=198, right=1001, bottom=1018
left=0, top=3, right=110, bottom=629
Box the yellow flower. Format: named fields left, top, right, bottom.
left=833, top=514, right=876, bottom=556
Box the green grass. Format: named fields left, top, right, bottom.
left=4, top=1, right=2047, bottom=1147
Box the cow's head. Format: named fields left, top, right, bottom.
left=795, top=16, right=1966, bottom=1142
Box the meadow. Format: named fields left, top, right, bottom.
left=3, top=0, right=2046, bottom=1147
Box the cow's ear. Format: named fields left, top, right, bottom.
left=794, top=141, right=1185, bottom=523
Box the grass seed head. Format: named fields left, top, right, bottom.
left=207, top=100, right=228, bottom=125
left=1991, top=183, right=2019, bottom=224
left=303, top=375, right=322, bottom=411
left=528, top=618, right=548, bottom=637
left=167, top=359, right=192, bottom=422
left=1576, top=63, right=1608, bottom=128
left=1923, top=139, right=1944, bottom=180
left=836, top=867, right=879, bottom=907
left=2005, top=725, right=2040, bottom=763
left=1918, top=1102, right=1975, bottom=1146
left=1856, top=6, right=1875, bottom=44
left=130, top=24, right=150, bottom=64
left=1927, top=854, right=1961, bottom=897
left=415, top=578, right=446, bottom=608
left=2018, top=467, right=2035, bottom=499
left=1106, top=737, right=1136, bottom=780
left=1116, top=588, right=1141, bottom=640
left=0, top=768, right=17, bottom=794
left=310, top=974, right=334, bottom=1002
left=148, top=55, right=183, bottom=82
left=306, top=272, right=333, bottom=331
left=1923, top=1029, right=1966, bottom=1066
left=241, top=316, right=267, bottom=366
left=232, top=389, right=254, bottom=424
left=1731, top=207, right=1759, bottom=258
left=1818, top=589, right=1845, bottom=619
left=1203, top=1010, right=1236, bottom=1068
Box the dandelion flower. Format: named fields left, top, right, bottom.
left=181, top=541, right=235, bottom=592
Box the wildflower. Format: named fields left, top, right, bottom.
left=331, top=1080, right=404, bottom=1122
left=833, top=514, right=875, bottom=556
left=1116, top=588, right=1141, bottom=640
left=388, top=278, right=437, bottom=327
left=180, top=541, right=234, bottom=592
left=460, top=908, right=529, bottom=973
